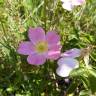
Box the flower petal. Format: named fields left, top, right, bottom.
left=56, top=65, right=72, bottom=77
left=61, top=48, right=81, bottom=58
left=61, top=0, right=70, bottom=2
left=56, top=57, right=79, bottom=77
left=47, top=50, right=60, bottom=60
left=47, top=45, right=61, bottom=60
left=72, top=0, right=85, bottom=5
left=28, top=27, right=45, bottom=44
left=62, top=2, right=73, bottom=11
left=57, top=57, right=79, bottom=67
left=17, top=41, right=35, bottom=55
left=46, top=31, right=60, bottom=46
left=27, top=54, right=46, bottom=65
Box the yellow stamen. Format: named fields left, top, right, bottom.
left=35, top=41, right=48, bottom=53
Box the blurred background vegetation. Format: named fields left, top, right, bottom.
left=0, top=0, right=96, bottom=96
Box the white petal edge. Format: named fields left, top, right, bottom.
left=62, top=2, right=73, bottom=11
left=56, top=57, right=79, bottom=77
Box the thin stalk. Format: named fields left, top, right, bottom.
left=0, top=22, right=8, bottom=40
left=0, top=22, right=11, bottom=48
left=44, top=0, right=47, bottom=32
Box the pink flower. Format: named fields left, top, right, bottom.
left=17, top=27, right=61, bottom=65
left=56, top=48, right=81, bottom=77
left=61, top=0, right=85, bottom=11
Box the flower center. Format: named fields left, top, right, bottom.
left=35, top=41, right=48, bottom=53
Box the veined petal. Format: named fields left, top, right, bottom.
left=28, top=27, right=45, bottom=44
left=57, top=57, right=79, bottom=67
left=56, top=57, right=79, bottom=77
left=27, top=53, right=46, bottom=65
left=46, top=31, right=60, bottom=46
left=17, top=41, right=35, bottom=55
left=47, top=45, right=61, bottom=60
left=61, top=48, right=81, bottom=58
left=47, top=50, right=61, bottom=60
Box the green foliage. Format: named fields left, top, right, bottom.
left=0, top=0, right=96, bottom=95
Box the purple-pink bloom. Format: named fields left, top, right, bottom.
left=17, top=27, right=61, bottom=65
left=61, top=0, right=85, bottom=11
left=61, top=48, right=81, bottom=58
left=56, top=48, right=81, bottom=77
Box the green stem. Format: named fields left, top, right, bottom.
left=0, top=22, right=11, bottom=48
left=0, top=22, right=8, bottom=40
left=44, top=0, right=47, bottom=32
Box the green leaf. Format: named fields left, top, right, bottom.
left=70, top=67, right=86, bottom=77
left=88, top=68, right=96, bottom=93
left=80, top=76, right=90, bottom=89
left=66, top=81, right=78, bottom=95
left=88, top=75, right=96, bottom=93
left=88, top=68, right=96, bottom=78
left=79, top=90, right=91, bottom=96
